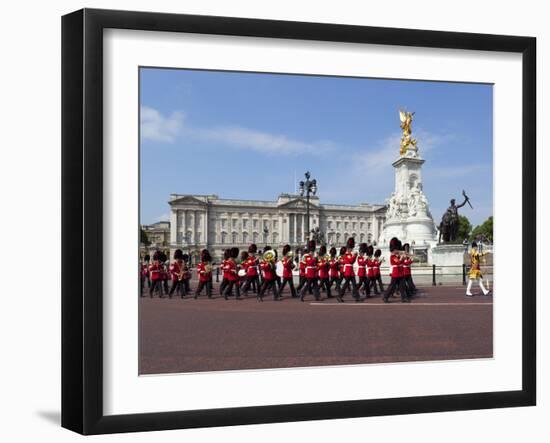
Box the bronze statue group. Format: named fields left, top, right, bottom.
left=140, top=236, right=419, bottom=303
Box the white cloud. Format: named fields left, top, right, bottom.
left=141, top=106, right=184, bottom=143
left=141, top=105, right=335, bottom=155
left=190, top=125, right=335, bottom=156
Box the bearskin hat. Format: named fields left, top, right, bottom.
left=144, top=254, right=150, bottom=262
left=367, top=245, right=374, bottom=256
left=174, top=249, right=184, bottom=260
left=152, top=250, right=160, bottom=261
left=230, top=247, right=239, bottom=259
left=339, top=246, right=347, bottom=256
left=223, top=249, right=231, bottom=260
left=182, top=253, right=189, bottom=262
left=240, top=251, right=249, bottom=261
left=374, top=249, right=382, bottom=257
left=264, top=245, right=272, bottom=252
left=329, top=246, right=337, bottom=257
left=346, top=237, right=355, bottom=250
left=359, top=242, right=367, bottom=253
left=308, top=239, right=316, bottom=252
left=402, top=243, right=410, bottom=252
left=389, top=237, right=400, bottom=252
left=282, top=244, right=291, bottom=256
left=159, top=251, right=168, bottom=262
left=248, top=243, right=257, bottom=254
left=319, top=245, right=327, bottom=256
left=200, top=249, right=211, bottom=262
left=471, top=241, right=478, bottom=248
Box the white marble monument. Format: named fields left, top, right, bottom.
left=381, top=111, right=438, bottom=249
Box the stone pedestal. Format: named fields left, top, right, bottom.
left=381, top=153, right=438, bottom=247
left=431, top=243, right=467, bottom=274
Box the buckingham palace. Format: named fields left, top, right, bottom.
left=163, top=192, right=386, bottom=260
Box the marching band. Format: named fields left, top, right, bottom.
left=140, top=235, right=433, bottom=303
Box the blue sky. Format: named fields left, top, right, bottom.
left=140, top=68, right=493, bottom=227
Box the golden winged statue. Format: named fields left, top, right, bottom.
left=399, top=110, right=418, bottom=156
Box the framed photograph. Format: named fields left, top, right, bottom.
left=62, top=8, right=536, bottom=435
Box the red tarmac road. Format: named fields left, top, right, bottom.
left=139, top=283, right=493, bottom=374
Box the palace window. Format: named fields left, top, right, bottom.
left=243, top=219, right=248, bottom=229
left=221, top=219, right=227, bottom=229
left=221, top=232, right=227, bottom=244
left=232, top=219, right=237, bottom=229
left=243, top=232, right=249, bottom=243
left=253, top=219, right=258, bottom=229
left=232, top=232, right=238, bottom=244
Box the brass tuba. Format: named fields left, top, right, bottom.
left=263, top=250, right=276, bottom=263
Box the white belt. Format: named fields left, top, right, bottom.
left=366, top=267, right=373, bottom=271
left=306, top=266, right=317, bottom=270
left=344, top=264, right=353, bottom=268
left=358, top=266, right=366, bottom=269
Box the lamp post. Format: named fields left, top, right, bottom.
left=299, top=171, right=317, bottom=242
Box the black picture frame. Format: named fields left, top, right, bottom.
left=62, top=8, right=536, bottom=435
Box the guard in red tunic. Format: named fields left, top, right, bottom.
left=296, top=247, right=307, bottom=293
left=258, top=247, right=280, bottom=301
left=299, top=240, right=321, bottom=302
left=369, top=249, right=385, bottom=294
left=383, top=238, right=409, bottom=303
left=241, top=244, right=260, bottom=296
left=159, top=250, right=170, bottom=296
left=194, top=249, right=213, bottom=298
left=328, top=247, right=341, bottom=293
left=338, top=237, right=360, bottom=302
left=317, top=245, right=332, bottom=298
left=181, top=253, right=191, bottom=294
left=279, top=244, right=297, bottom=297
left=221, top=247, right=241, bottom=300
left=238, top=251, right=249, bottom=289
left=148, top=251, right=163, bottom=298
left=168, top=249, right=187, bottom=298
left=219, top=249, right=231, bottom=296
left=356, top=243, right=371, bottom=298
left=140, top=254, right=151, bottom=296
left=365, top=245, right=376, bottom=296
left=401, top=243, right=417, bottom=296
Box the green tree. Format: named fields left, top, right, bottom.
left=456, top=215, right=472, bottom=243
left=140, top=228, right=151, bottom=246
left=471, top=216, right=493, bottom=242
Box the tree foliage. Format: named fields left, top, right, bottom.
left=456, top=215, right=472, bottom=243
left=471, top=216, right=493, bottom=242
left=140, top=228, right=151, bottom=246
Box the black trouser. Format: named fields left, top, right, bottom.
left=300, top=278, right=320, bottom=301
left=319, top=278, right=332, bottom=298
left=404, top=275, right=417, bottom=295
left=195, top=280, right=212, bottom=298
left=357, top=276, right=371, bottom=296
left=149, top=280, right=163, bottom=297
left=280, top=277, right=297, bottom=297
left=384, top=277, right=408, bottom=300
left=369, top=275, right=384, bottom=294
left=340, top=276, right=359, bottom=298
left=241, top=275, right=260, bottom=295
left=183, top=278, right=191, bottom=294
left=259, top=278, right=280, bottom=300
left=169, top=280, right=187, bottom=297
left=223, top=280, right=241, bottom=299
left=329, top=276, right=341, bottom=292
left=162, top=279, right=169, bottom=295
left=219, top=278, right=229, bottom=295
left=297, top=275, right=306, bottom=292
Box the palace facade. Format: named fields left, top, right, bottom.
left=166, top=193, right=386, bottom=261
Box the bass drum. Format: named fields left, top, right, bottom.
left=237, top=269, right=247, bottom=278
left=275, top=261, right=284, bottom=278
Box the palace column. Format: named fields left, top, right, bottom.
left=181, top=210, right=187, bottom=245
left=170, top=209, right=178, bottom=246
